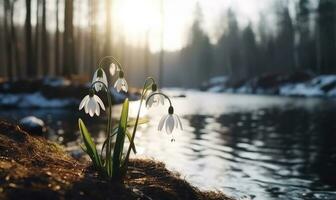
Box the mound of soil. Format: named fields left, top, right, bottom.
left=0, top=121, right=233, bottom=200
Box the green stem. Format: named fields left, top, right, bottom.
left=145, top=92, right=172, bottom=107
left=122, top=78, right=155, bottom=169
left=98, top=56, right=124, bottom=72
left=90, top=80, right=113, bottom=176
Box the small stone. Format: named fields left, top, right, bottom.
left=53, top=185, right=61, bottom=191
left=19, top=116, right=46, bottom=135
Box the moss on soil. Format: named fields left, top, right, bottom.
left=0, top=121, right=233, bottom=200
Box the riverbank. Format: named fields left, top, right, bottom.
left=202, top=72, right=336, bottom=98
left=0, top=120, right=232, bottom=200
left=0, top=77, right=139, bottom=108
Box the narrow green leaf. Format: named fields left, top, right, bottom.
left=127, top=117, right=149, bottom=127
left=126, top=129, right=137, bottom=154
left=78, top=118, right=102, bottom=168
left=112, top=99, right=129, bottom=179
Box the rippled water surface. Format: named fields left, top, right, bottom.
left=2, top=90, right=336, bottom=200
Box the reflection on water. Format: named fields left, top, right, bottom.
left=1, top=90, right=336, bottom=200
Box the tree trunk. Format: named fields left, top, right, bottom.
left=25, top=0, right=34, bottom=77
left=105, top=0, right=112, bottom=56
left=4, top=0, right=13, bottom=80
left=89, top=0, right=97, bottom=75
left=34, top=0, right=40, bottom=76
left=55, top=0, right=60, bottom=75
left=41, top=0, right=49, bottom=75
left=10, top=1, right=21, bottom=79
left=63, top=0, right=74, bottom=77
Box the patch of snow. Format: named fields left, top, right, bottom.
left=236, top=85, right=252, bottom=94
left=310, top=75, right=336, bottom=87
left=327, top=88, right=336, bottom=97
left=0, top=92, right=78, bottom=108
left=208, top=85, right=224, bottom=93
left=208, top=76, right=228, bottom=85
left=43, top=77, right=71, bottom=87
left=279, top=83, right=324, bottom=97
left=0, top=94, right=21, bottom=105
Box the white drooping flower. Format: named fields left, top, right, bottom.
left=114, top=71, right=128, bottom=93
left=92, top=68, right=108, bottom=92
left=109, top=63, right=118, bottom=76
left=79, top=90, right=105, bottom=117
left=147, top=93, right=165, bottom=108
left=158, top=106, right=183, bottom=134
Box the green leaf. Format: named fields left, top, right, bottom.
left=126, top=129, right=137, bottom=154
left=127, top=117, right=149, bottom=127
left=78, top=118, right=102, bottom=168
left=112, top=98, right=129, bottom=180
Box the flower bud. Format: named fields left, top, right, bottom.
left=119, top=71, right=124, bottom=78
left=168, top=106, right=174, bottom=114
left=151, top=83, right=157, bottom=92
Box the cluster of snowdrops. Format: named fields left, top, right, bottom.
left=78, top=56, right=182, bottom=180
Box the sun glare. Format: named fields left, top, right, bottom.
left=113, top=0, right=194, bottom=52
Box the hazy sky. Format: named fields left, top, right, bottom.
left=10, top=0, right=306, bottom=52
left=113, top=0, right=276, bottom=52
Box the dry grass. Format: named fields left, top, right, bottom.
left=0, top=121, right=233, bottom=200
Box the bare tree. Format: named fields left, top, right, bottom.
left=41, top=0, right=49, bottom=75
left=104, top=0, right=112, bottom=55
left=10, top=0, right=21, bottom=79
left=25, top=0, right=35, bottom=77
left=55, top=0, right=60, bottom=75
left=4, top=0, right=13, bottom=80
left=89, top=0, right=97, bottom=75
left=63, top=0, right=75, bottom=76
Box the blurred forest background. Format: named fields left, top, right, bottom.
left=0, top=0, right=335, bottom=88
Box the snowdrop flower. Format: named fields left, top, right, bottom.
left=158, top=106, right=183, bottom=134
left=114, top=71, right=128, bottom=93
left=79, top=90, right=105, bottom=117
left=92, top=68, right=108, bottom=92
left=146, top=84, right=164, bottom=108
left=109, top=63, right=118, bottom=76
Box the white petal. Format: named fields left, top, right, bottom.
left=114, top=79, right=122, bottom=92
left=121, top=79, right=128, bottom=92
left=159, top=94, right=165, bottom=105
left=95, top=102, right=100, bottom=116
left=109, top=63, right=116, bottom=76
left=94, top=80, right=103, bottom=92
left=102, top=70, right=108, bottom=87
left=94, top=95, right=105, bottom=111
left=158, top=115, right=168, bottom=131
left=84, top=100, right=89, bottom=113
left=79, top=95, right=89, bottom=110
left=92, top=70, right=98, bottom=83
left=147, top=96, right=154, bottom=107
left=173, top=115, right=179, bottom=128
left=165, top=115, right=174, bottom=134
left=88, top=98, right=96, bottom=117
left=175, top=114, right=183, bottom=130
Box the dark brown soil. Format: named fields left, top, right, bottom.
left=0, top=121, right=233, bottom=200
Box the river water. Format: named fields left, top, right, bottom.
left=1, top=90, right=336, bottom=200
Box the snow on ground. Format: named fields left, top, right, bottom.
left=42, top=77, right=71, bottom=87
left=280, top=75, right=336, bottom=97
left=206, top=75, right=336, bottom=98
left=0, top=92, right=78, bottom=108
